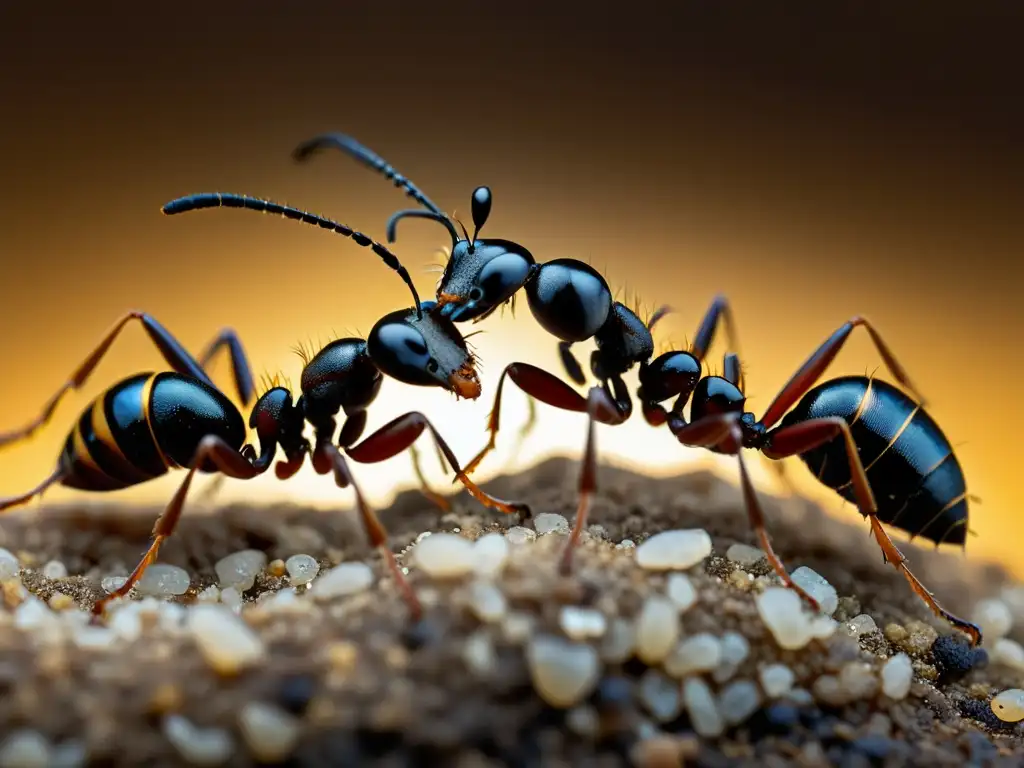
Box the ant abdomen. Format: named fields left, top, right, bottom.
left=525, top=259, right=612, bottom=342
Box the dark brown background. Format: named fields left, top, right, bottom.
left=1, top=3, right=1021, bottom=575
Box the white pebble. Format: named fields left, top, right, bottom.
left=13, top=597, right=58, bottom=633
left=559, top=606, right=607, bottom=640
left=533, top=513, right=569, bottom=535
left=665, top=633, right=722, bottom=678
left=634, top=596, right=680, bottom=664
left=527, top=635, right=600, bottom=708
left=238, top=702, right=300, bottom=762
left=713, top=631, right=751, bottom=682
left=726, top=543, right=766, bottom=566
left=991, top=688, right=1024, bottom=722
left=843, top=614, right=878, bottom=637
left=974, top=598, right=1014, bottom=644
left=1001, top=586, right=1024, bottom=627
left=0, top=729, right=52, bottom=768
left=73, top=626, right=117, bottom=651
left=759, top=663, right=795, bottom=698
left=469, top=581, right=508, bottom=623
left=991, top=638, right=1024, bottom=671
left=188, top=605, right=266, bottom=676
left=665, top=573, right=698, bottom=612
left=163, top=715, right=233, bottom=766
left=472, top=533, right=510, bottom=578
left=220, top=587, right=243, bottom=611
left=107, top=604, right=143, bottom=642
left=683, top=678, right=725, bottom=737
left=718, top=679, right=761, bottom=726
left=285, top=554, right=319, bottom=586
left=413, top=533, right=476, bottom=578
left=462, top=630, right=496, bottom=676
left=101, top=576, right=128, bottom=594
left=756, top=587, right=817, bottom=650
left=839, top=662, right=878, bottom=700
left=506, top=526, right=537, bottom=545
left=197, top=585, right=221, bottom=603
left=790, top=567, right=838, bottom=616
left=137, top=564, right=191, bottom=596
left=312, top=563, right=374, bottom=600
left=635, top=529, right=712, bottom=571
left=881, top=653, right=913, bottom=700
left=0, top=548, right=19, bottom=581
left=41, top=560, right=67, bottom=580
left=214, top=549, right=267, bottom=592
left=599, top=618, right=635, bottom=663
left=638, top=669, right=681, bottom=722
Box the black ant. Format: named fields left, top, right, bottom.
left=555, top=314, right=983, bottom=647
left=0, top=197, right=527, bottom=619
left=290, top=132, right=723, bottom=455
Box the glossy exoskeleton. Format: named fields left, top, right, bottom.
left=0, top=204, right=524, bottom=619
left=290, top=133, right=699, bottom=433
left=554, top=315, right=983, bottom=646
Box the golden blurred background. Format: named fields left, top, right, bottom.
left=1, top=4, right=1022, bottom=576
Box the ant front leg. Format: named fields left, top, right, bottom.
left=560, top=387, right=622, bottom=575
left=462, top=362, right=595, bottom=478
left=91, top=435, right=264, bottom=617
left=690, top=294, right=744, bottom=392
left=764, top=418, right=982, bottom=646
left=760, top=317, right=926, bottom=429
left=670, top=413, right=820, bottom=612
left=346, top=412, right=531, bottom=518
left=0, top=312, right=249, bottom=449
left=559, top=342, right=587, bottom=386
left=314, top=442, right=421, bottom=620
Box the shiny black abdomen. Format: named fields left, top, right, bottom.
left=777, top=376, right=967, bottom=545
left=525, top=259, right=612, bottom=342
left=149, top=373, right=247, bottom=468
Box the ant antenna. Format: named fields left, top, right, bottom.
left=470, top=186, right=492, bottom=247
left=163, top=193, right=423, bottom=319
left=292, top=132, right=444, bottom=217
left=386, top=209, right=460, bottom=248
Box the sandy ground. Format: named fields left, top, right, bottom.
left=0, top=457, right=1021, bottom=767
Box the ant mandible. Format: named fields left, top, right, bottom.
left=0, top=198, right=526, bottom=619
left=288, top=133, right=742, bottom=466
left=554, top=313, right=983, bottom=647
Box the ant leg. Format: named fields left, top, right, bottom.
left=760, top=317, right=925, bottom=429
left=462, top=362, right=595, bottom=478
left=764, top=417, right=982, bottom=646
left=0, top=467, right=64, bottom=513
left=0, top=312, right=218, bottom=449
left=346, top=412, right=531, bottom=517
left=408, top=443, right=451, bottom=512
left=314, top=443, right=421, bottom=619
left=558, top=342, right=587, bottom=386
left=91, top=435, right=263, bottom=617
left=690, top=294, right=741, bottom=363
left=670, top=413, right=820, bottom=611
left=560, top=387, right=620, bottom=575
left=196, top=329, right=257, bottom=407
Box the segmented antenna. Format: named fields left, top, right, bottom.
left=162, top=193, right=423, bottom=318
left=292, top=133, right=444, bottom=217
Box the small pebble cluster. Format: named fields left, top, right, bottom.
left=0, top=503, right=1021, bottom=765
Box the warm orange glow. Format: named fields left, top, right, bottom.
left=1, top=5, right=1021, bottom=580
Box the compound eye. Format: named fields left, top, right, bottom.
left=427, top=359, right=439, bottom=374
left=475, top=252, right=531, bottom=308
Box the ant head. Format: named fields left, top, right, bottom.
left=386, top=187, right=535, bottom=323
left=249, top=387, right=308, bottom=467
left=638, top=351, right=702, bottom=404
left=436, top=187, right=535, bottom=322
left=689, top=376, right=747, bottom=422
left=367, top=303, right=481, bottom=399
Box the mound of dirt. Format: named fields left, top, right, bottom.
left=0, top=457, right=1020, bottom=767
